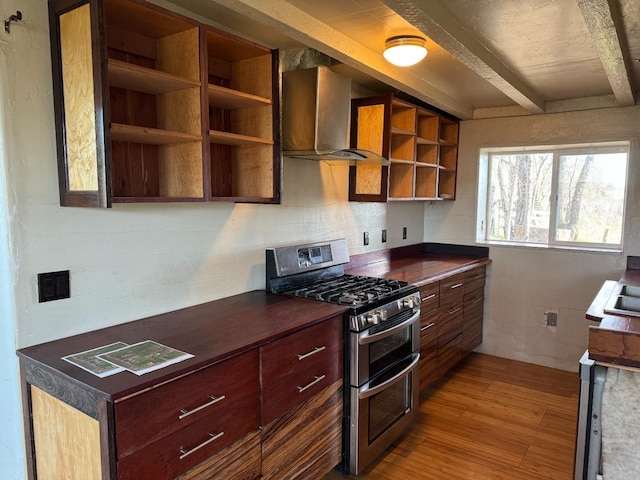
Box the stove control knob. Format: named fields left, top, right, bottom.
left=402, top=297, right=414, bottom=309
left=377, top=309, right=387, bottom=322
left=368, top=312, right=380, bottom=325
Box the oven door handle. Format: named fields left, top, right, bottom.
left=358, top=353, right=420, bottom=400
left=358, top=309, right=420, bottom=345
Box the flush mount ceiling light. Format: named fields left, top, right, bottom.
left=383, top=35, right=428, bottom=67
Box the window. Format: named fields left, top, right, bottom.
left=478, top=143, right=629, bottom=250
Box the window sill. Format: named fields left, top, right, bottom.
left=477, top=240, right=623, bottom=255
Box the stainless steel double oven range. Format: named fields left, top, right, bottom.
left=266, top=239, right=421, bottom=474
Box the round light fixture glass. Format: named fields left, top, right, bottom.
left=383, top=35, right=428, bottom=67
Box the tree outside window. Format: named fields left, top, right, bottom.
left=481, top=143, right=628, bottom=250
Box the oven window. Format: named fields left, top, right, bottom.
left=369, top=325, right=412, bottom=379
left=368, top=371, right=412, bottom=443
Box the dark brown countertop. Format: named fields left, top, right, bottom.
left=17, top=291, right=347, bottom=402
left=346, top=243, right=490, bottom=285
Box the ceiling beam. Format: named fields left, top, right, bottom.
left=381, top=0, right=546, bottom=114
left=576, top=0, right=635, bottom=107
left=208, top=0, right=473, bottom=119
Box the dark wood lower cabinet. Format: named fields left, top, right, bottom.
left=418, top=265, right=487, bottom=391
left=20, top=312, right=344, bottom=480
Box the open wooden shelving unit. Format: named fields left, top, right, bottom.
left=49, top=0, right=280, bottom=207
left=205, top=28, right=278, bottom=202
left=349, top=93, right=459, bottom=202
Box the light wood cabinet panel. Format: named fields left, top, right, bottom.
left=31, top=387, right=102, bottom=480
left=349, top=93, right=459, bottom=202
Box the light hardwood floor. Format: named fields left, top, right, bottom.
left=325, top=353, right=579, bottom=479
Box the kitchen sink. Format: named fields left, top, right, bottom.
left=604, top=283, right=640, bottom=317
left=621, top=285, right=640, bottom=297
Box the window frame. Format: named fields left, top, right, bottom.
left=477, top=142, right=630, bottom=252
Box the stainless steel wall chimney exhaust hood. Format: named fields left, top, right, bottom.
left=282, top=67, right=389, bottom=166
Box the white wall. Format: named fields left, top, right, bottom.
left=425, top=106, right=640, bottom=371
left=0, top=22, right=23, bottom=480
left=1, top=2, right=424, bottom=477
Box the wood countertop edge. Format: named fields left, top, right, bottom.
left=17, top=292, right=347, bottom=402
left=586, top=280, right=618, bottom=322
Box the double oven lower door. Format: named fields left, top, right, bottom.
left=349, top=307, right=421, bottom=474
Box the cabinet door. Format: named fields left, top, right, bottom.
left=49, top=0, right=110, bottom=207
left=348, top=94, right=391, bottom=202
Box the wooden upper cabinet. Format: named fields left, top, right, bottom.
left=205, top=28, right=280, bottom=202
left=349, top=93, right=459, bottom=202
left=48, top=0, right=281, bottom=207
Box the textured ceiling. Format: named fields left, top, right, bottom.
left=165, top=0, right=639, bottom=119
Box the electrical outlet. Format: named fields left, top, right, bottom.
left=382, top=229, right=387, bottom=243
left=363, top=231, right=369, bottom=246
left=545, top=311, right=558, bottom=327
left=38, top=270, right=70, bottom=303
left=402, top=227, right=407, bottom=240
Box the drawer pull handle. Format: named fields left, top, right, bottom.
left=179, top=395, right=226, bottom=420
left=448, top=307, right=461, bottom=315
left=298, top=374, right=326, bottom=393
left=470, top=297, right=483, bottom=304
left=421, top=322, right=436, bottom=332
left=179, top=431, right=224, bottom=460
left=450, top=282, right=463, bottom=290
left=297, top=345, right=326, bottom=360
left=421, top=293, right=436, bottom=302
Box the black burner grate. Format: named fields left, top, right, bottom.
left=286, top=275, right=408, bottom=307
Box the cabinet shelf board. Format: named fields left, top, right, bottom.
left=209, top=130, right=274, bottom=146
left=208, top=84, right=272, bottom=109
left=439, top=139, right=457, bottom=146
left=391, top=126, right=415, bottom=136
left=108, top=59, right=200, bottom=94
left=416, top=162, right=438, bottom=168
left=388, top=196, right=417, bottom=201
left=390, top=158, right=415, bottom=165
left=111, top=123, right=202, bottom=144
left=417, top=137, right=438, bottom=145
left=113, top=196, right=205, bottom=203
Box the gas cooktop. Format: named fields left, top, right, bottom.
left=285, top=274, right=409, bottom=307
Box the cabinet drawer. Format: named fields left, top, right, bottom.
left=419, top=346, right=439, bottom=389
left=261, top=316, right=343, bottom=425
left=117, top=404, right=259, bottom=480
left=465, top=266, right=486, bottom=294
left=437, top=334, right=463, bottom=375
left=463, top=286, right=484, bottom=312
left=440, top=272, right=465, bottom=294
left=115, top=350, right=259, bottom=459
left=420, top=312, right=438, bottom=338
left=440, top=272, right=465, bottom=302
left=419, top=332, right=439, bottom=390
left=440, top=294, right=463, bottom=326
left=463, top=314, right=483, bottom=353
left=439, top=312, right=462, bottom=347
left=419, top=282, right=439, bottom=314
